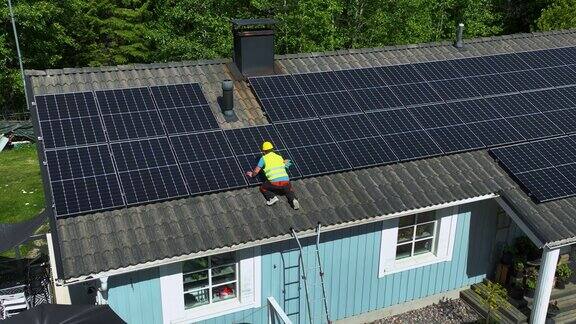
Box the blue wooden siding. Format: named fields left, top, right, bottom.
left=107, top=267, right=163, bottom=324
left=105, top=199, right=522, bottom=324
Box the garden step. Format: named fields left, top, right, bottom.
left=552, top=284, right=576, bottom=301
left=462, top=284, right=528, bottom=324
left=551, top=307, right=576, bottom=324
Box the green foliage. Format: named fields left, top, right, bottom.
left=526, top=267, right=538, bottom=289
left=537, top=0, right=576, bottom=31
left=0, top=0, right=574, bottom=117
left=473, top=281, right=508, bottom=324
left=556, top=263, right=573, bottom=281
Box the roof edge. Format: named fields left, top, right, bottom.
left=58, top=193, right=498, bottom=285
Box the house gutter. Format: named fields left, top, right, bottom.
left=56, top=193, right=498, bottom=286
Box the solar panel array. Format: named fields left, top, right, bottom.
left=249, top=46, right=576, bottom=197
left=35, top=46, right=576, bottom=217
left=490, top=135, right=576, bottom=202
left=35, top=84, right=232, bottom=217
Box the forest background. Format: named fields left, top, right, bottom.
left=1, top=0, right=575, bottom=117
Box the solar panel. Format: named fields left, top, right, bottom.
left=409, top=104, right=462, bottom=129
left=428, top=78, right=481, bottom=101
left=501, top=70, right=552, bottom=91
left=482, top=53, right=530, bottom=73
left=556, top=86, right=576, bottom=106
left=337, top=137, right=397, bottom=168
left=484, top=94, right=540, bottom=117
left=489, top=135, right=576, bottom=202
left=259, top=96, right=316, bottom=122
left=306, top=91, right=362, bottom=116
left=288, top=143, right=351, bottom=176
left=413, top=60, right=462, bottom=81
left=321, top=113, right=380, bottom=141
left=224, top=125, right=286, bottom=156
left=376, top=64, right=425, bottom=85
left=159, top=105, right=219, bottom=134
left=111, top=137, right=188, bottom=204
left=522, top=88, right=575, bottom=112
left=150, top=83, right=208, bottom=109
left=465, top=74, right=517, bottom=96
left=170, top=131, right=234, bottom=163
left=450, top=56, right=497, bottom=77
left=382, top=131, right=442, bottom=161
left=550, top=47, right=576, bottom=64
left=368, top=109, right=423, bottom=135
left=514, top=168, right=576, bottom=202
left=349, top=87, right=403, bottom=111
left=535, top=66, right=576, bottom=87
left=466, top=119, right=525, bottom=147
left=427, top=125, right=484, bottom=153
left=505, top=114, right=563, bottom=140
left=249, top=75, right=303, bottom=99
left=96, top=88, right=165, bottom=141
left=390, top=83, right=443, bottom=106
left=45, top=145, right=124, bottom=216
left=515, top=49, right=565, bottom=69
left=446, top=99, right=501, bottom=123
left=180, top=157, right=248, bottom=194
left=36, top=93, right=106, bottom=149
left=544, top=109, right=576, bottom=133
left=334, top=68, right=385, bottom=89
left=275, top=119, right=334, bottom=148
left=293, top=71, right=347, bottom=94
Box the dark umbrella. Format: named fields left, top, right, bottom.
left=4, top=304, right=126, bottom=324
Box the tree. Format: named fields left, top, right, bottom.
left=474, top=281, right=508, bottom=324
left=536, top=0, right=576, bottom=31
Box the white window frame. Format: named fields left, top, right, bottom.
left=378, top=206, right=459, bottom=277
left=160, top=247, right=261, bottom=324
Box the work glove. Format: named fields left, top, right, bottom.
left=285, top=160, right=293, bottom=168
left=245, top=171, right=253, bottom=178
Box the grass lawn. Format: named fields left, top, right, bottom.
left=0, top=144, right=45, bottom=223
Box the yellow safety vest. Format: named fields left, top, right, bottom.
left=263, top=152, right=289, bottom=181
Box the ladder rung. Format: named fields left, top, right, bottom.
left=285, top=312, right=299, bottom=316
left=284, top=296, right=299, bottom=302
left=284, top=280, right=299, bottom=285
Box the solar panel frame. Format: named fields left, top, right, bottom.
left=292, top=71, right=348, bottom=94
left=514, top=167, right=576, bottom=202
left=170, top=130, right=235, bottom=163
left=287, top=143, right=352, bottom=177
left=522, top=88, right=576, bottom=112
left=258, top=96, right=317, bottom=122
left=426, top=124, right=485, bottom=153
left=224, top=124, right=286, bottom=156
left=159, top=105, right=219, bottom=135
left=515, top=49, right=566, bottom=69
left=375, top=64, right=425, bottom=85
left=544, top=108, right=576, bottom=133
left=338, top=137, right=398, bottom=168
left=535, top=66, right=576, bottom=87
left=150, top=83, right=209, bottom=109
left=482, top=53, right=531, bottom=73
left=305, top=91, right=363, bottom=116
left=249, top=75, right=304, bottom=99
left=413, top=60, right=463, bottom=81
left=367, top=109, right=423, bottom=135
left=501, top=70, right=553, bottom=92
left=446, top=99, right=502, bottom=123
left=409, top=103, right=463, bottom=129
left=349, top=87, right=404, bottom=111
left=465, top=74, right=517, bottom=96
left=484, top=94, right=540, bottom=117
left=95, top=87, right=156, bottom=115
left=119, top=165, right=189, bottom=205
left=389, top=83, right=444, bottom=107
left=334, top=67, right=386, bottom=89
left=36, top=92, right=101, bottom=121
left=449, top=56, right=498, bottom=77
left=382, top=130, right=443, bottom=161
left=321, top=113, right=381, bottom=141
left=274, top=119, right=335, bottom=148
left=466, top=119, right=525, bottom=147
left=428, top=78, right=482, bottom=101
left=181, top=157, right=248, bottom=194
left=505, top=114, right=564, bottom=140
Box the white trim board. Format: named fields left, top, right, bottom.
left=59, top=194, right=499, bottom=285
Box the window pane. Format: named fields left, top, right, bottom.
left=396, top=243, right=412, bottom=260
left=399, top=215, right=416, bottom=227
left=415, top=222, right=435, bottom=239
left=212, top=265, right=236, bottom=285
left=417, top=211, right=436, bottom=224
left=212, top=252, right=235, bottom=267
left=183, top=257, right=209, bottom=273
left=397, top=227, right=414, bottom=243
left=414, top=239, right=434, bottom=255
left=184, top=289, right=209, bottom=309
left=183, top=270, right=209, bottom=292
left=212, top=283, right=236, bottom=303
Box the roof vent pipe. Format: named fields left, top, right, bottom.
left=455, top=23, right=464, bottom=49
left=221, top=79, right=234, bottom=117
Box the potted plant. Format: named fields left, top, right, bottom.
left=548, top=300, right=560, bottom=318
left=556, top=263, right=572, bottom=289
left=525, top=268, right=538, bottom=298
left=474, top=281, right=508, bottom=324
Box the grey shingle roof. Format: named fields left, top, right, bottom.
left=27, top=29, right=576, bottom=280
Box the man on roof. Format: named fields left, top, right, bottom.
left=245, top=141, right=300, bottom=210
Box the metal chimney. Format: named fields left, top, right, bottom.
left=232, top=18, right=277, bottom=76
left=221, top=79, right=234, bottom=116
left=455, top=23, right=464, bottom=49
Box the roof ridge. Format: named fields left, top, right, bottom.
left=26, top=29, right=576, bottom=77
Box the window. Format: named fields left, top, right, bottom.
left=160, top=248, right=261, bottom=323
left=395, top=212, right=437, bottom=260
left=182, top=252, right=238, bottom=309
left=379, top=206, right=458, bottom=277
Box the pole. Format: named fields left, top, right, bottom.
left=7, top=0, right=30, bottom=110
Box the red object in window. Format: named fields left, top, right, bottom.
left=218, top=286, right=234, bottom=297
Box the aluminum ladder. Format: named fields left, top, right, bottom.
left=291, top=223, right=331, bottom=323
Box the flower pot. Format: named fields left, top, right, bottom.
left=511, top=286, right=524, bottom=299
left=556, top=280, right=566, bottom=289
left=525, top=287, right=535, bottom=298
left=547, top=304, right=560, bottom=318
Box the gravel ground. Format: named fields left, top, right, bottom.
left=374, top=298, right=482, bottom=324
